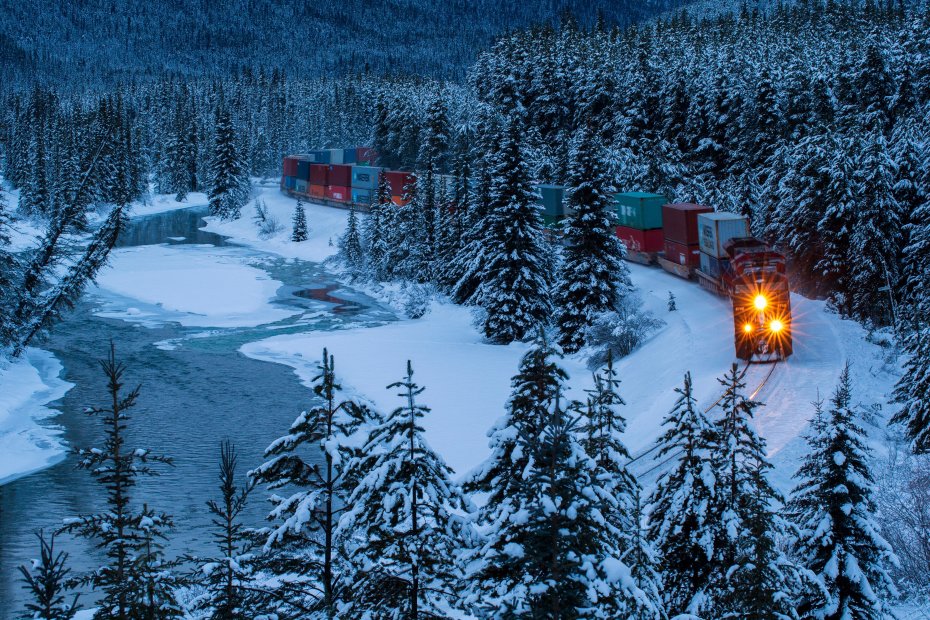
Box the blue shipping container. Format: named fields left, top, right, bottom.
left=311, top=150, right=331, bottom=164
left=699, top=252, right=731, bottom=279
left=284, top=176, right=297, bottom=190
left=343, top=148, right=357, bottom=164
left=296, top=161, right=311, bottom=180
left=295, top=179, right=308, bottom=194
left=352, top=188, right=373, bottom=205
left=351, top=166, right=382, bottom=190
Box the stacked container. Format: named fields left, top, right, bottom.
left=343, top=148, right=357, bottom=165
left=309, top=164, right=328, bottom=198
left=356, top=147, right=376, bottom=165
left=697, top=212, right=750, bottom=278
left=662, top=203, right=713, bottom=267
left=328, top=149, right=344, bottom=165
left=535, top=185, right=565, bottom=227
left=296, top=160, right=312, bottom=181
left=351, top=165, right=382, bottom=206
left=614, top=192, right=666, bottom=254
left=327, top=164, right=352, bottom=203
left=295, top=179, right=308, bottom=194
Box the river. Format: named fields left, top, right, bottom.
left=0, top=206, right=395, bottom=615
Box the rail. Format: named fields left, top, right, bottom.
left=627, top=360, right=779, bottom=479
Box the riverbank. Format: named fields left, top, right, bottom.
left=0, top=349, right=73, bottom=485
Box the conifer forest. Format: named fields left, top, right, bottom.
left=1, top=1, right=930, bottom=619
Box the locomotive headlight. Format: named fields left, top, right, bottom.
left=770, top=319, right=784, bottom=333
left=743, top=323, right=754, bottom=333
left=754, top=294, right=768, bottom=310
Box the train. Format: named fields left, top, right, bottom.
left=280, top=152, right=793, bottom=363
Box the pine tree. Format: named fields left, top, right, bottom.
left=646, top=372, right=719, bottom=616
left=336, top=361, right=470, bottom=618
left=339, top=207, right=364, bottom=278
left=788, top=364, right=899, bottom=619
left=208, top=108, right=248, bottom=220
left=62, top=343, right=179, bottom=619
left=18, top=531, right=82, bottom=620
left=555, top=126, right=629, bottom=353
left=364, top=172, right=392, bottom=282
left=708, top=364, right=800, bottom=619
left=189, top=441, right=258, bottom=620
left=251, top=349, right=368, bottom=618
left=291, top=196, right=309, bottom=242
left=474, top=120, right=552, bottom=344
left=667, top=291, right=676, bottom=312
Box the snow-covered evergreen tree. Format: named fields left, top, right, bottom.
left=61, top=344, right=179, bottom=619
left=788, top=364, right=900, bottom=619
left=251, top=349, right=368, bottom=618
left=646, top=371, right=719, bottom=616
left=473, top=120, right=552, bottom=343
left=336, top=361, right=471, bottom=618
left=555, top=126, right=629, bottom=353
left=708, top=364, right=800, bottom=619
left=291, top=196, right=309, bottom=242
left=363, top=172, right=392, bottom=282
left=208, top=108, right=248, bottom=220
left=339, top=207, right=364, bottom=278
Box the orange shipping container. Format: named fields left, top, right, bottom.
left=309, top=184, right=326, bottom=198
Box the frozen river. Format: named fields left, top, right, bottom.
left=0, top=206, right=395, bottom=615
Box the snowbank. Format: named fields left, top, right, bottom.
left=0, top=349, right=73, bottom=485
left=94, top=244, right=300, bottom=328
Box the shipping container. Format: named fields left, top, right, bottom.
left=309, top=184, right=326, bottom=199
left=614, top=192, right=666, bottom=230
left=351, top=166, right=382, bottom=190
left=328, top=149, right=344, bottom=165
left=536, top=184, right=565, bottom=217
left=343, top=148, right=357, bottom=164
left=326, top=185, right=350, bottom=202
left=295, top=179, right=308, bottom=194
left=352, top=188, right=373, bottom=205
left=283, top=156, right=298, bottom=177
left=385, top=171, right=415, bottom=197
left=310, top=164, right=329, bottom=186
left=698, top=212, right=751, bottom=258
left=296, top=160, right=312, bottom=181
left=356, top=147, right=376, bottom=164
left=542, top=213, right=563, bottom=228
left=327, top=164, right=352, bottom=188
left=616, top=226, right=664, bottom=253
left=284, top=176, right=297, bottom=190
left=664, top=239, right=701, bottom=268
left=699, top=251, right=731, bottom=279
left=310, top=150, right=331, bottom=164
left=663, top=203, right=714, bottom=245
left=391, top=195, right=410, bottom=206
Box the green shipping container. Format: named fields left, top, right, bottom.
left=614, top=192, right=666, bottom=230
left=536, top=184, right=566, bottom=218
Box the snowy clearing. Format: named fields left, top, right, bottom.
left=0, top=349, right=73, bottom=485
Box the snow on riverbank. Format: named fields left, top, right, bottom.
left=0, top=349, right=73, bottom=485
left=94, top=244, right=300, bottom=328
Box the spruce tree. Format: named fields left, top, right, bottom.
left=474, top=120, right=552, bottom=344
left=251, top=349, right=368, bottom=618
left=291, top=196, right=309, bottom=242
left=336, top=361, right=470, bottom=618
left=62, top=343, right=179, bottom=619
left=788, top=365, right=899, bottom=619
left=339, top=207, right=364, bottom=278
left=363, top=172, right=391, bottom=281
left=555, top=126, right=629, bottom=353
left=646, top=371, right=719, bottom=616
left=208, top=108, right=248, bottom=220
left=18, top=531, right=82, bottom=620
left=189, top=441, right=258, bottom=620
left=708, top=364, right=800, bottom=619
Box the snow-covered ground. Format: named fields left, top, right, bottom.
left=0, top=349, right=73, bottom=485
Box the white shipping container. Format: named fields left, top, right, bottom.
left=698, top=212, right=750, bottom=258
left=328, top=149, right=344, bottom=165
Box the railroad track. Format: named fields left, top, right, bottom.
left=626, top=360, right=780, bottom=479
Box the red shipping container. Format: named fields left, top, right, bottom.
left=283, top=156, right=298, bottom=177
left=326, top=185, right=351, bottom=202
left=662, top=203, right=714, bottom=245
left=385, top=171, right=415, bottom=197
left=309, top=184, right=326, bottom=198
left=327, top=164, right=352, bottom=187
left=391, top=195, right=409, bottom=206
left=310, top=164, right=329, bottom=186
left=616, top=226, right=664, bottom=253
left=356, top=147, right=377, bottom=163
left=664, top=239, right=702, bottom=268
